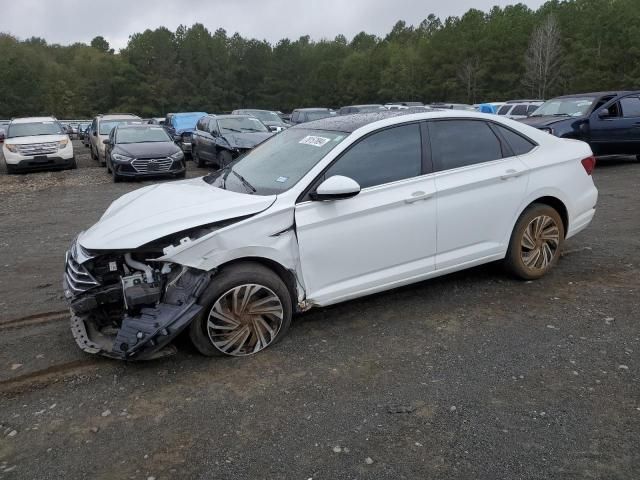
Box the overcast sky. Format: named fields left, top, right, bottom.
left=0, top=0, right=545, bottom=50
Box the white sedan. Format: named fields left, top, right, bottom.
left=64, top=110, right=598, bottom=360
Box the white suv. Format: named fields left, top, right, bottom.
left=2, top=117, right=75, bottom=173
left=89, top=114, right=143, bottom=166
left=497, top=100, right=544, bottom=119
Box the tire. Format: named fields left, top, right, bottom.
left=504, top=203, right=565, bottom=280
left=6, top=163, right=17, bottom=175
left=90, top=145, right=97, bottom=161
left=106, top=158, right=112, bottom=174
left=217, top=150, right=233, bottom=169
left=112, top=168, right=122, bottom=183
left=193, top=147, right=205, bottom=168
left=68, top=157, right=77, bottom=170
left=189, top=262, right=293, bottom=357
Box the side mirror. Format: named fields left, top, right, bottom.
left=598, top=108, right=610, bottom=118
left=103, top=139, right=111, bottom=145
left=310, top=175, right=361, bottom=201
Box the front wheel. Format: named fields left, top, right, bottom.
left=504, top=204, right=565, bottom=280
left=189, top=262, right=293, bottom=357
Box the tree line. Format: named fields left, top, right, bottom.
left=0, top=0, right=639, bottom=119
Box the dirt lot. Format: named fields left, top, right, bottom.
left=0, top=141, right=638, bottom=479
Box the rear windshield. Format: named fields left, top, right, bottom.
left=7, top=121, right=65, bottom=138
left=99, top=119, right=142, bottom=135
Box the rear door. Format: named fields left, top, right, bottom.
left=295, top=122, right=437, bottom=305
left=588, top=95, right=638, bottom=155
left=428, top=119, right=530, bottom=270
left=620, top=95, right=640, bottom=151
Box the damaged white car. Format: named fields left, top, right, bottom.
left=63, top=110, right=598, bottom=360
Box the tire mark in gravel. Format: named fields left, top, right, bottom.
left=0, top=359, right=100, bottom=397
left=0, top=310, right=68, bottom=331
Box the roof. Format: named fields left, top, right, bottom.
left=208, top=114, right=252, bottom=120
left=293, top=108, right=331, bottom=112
left=234, top=109, right=274, bottom=113
left=11, top=116, right=57, bottom=123
left=292, top=108, right=433, bottom=133
left=555, top=91, right=638, bottom=99
left=99, top=114, right=141, bottom=120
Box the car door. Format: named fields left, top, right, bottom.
left=199, top=118, right=217, bottom=161
left=619, top=95, right=640, bottom=152
left=427, top=119, right=530, bottom=270
left=295, top=122, right=437, bottom=306
left=587, top=95, right=633, bottom=155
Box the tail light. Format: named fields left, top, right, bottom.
left=581, top=156, right=596, bottom=175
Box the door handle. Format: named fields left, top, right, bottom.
left=500, top=169, right=522, bottom=180
left=405, top=191, right=433, bottom=204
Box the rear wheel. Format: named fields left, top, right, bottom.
left=217, top=150, right=233, bottom=170
left=90, top=145, right=97, bottom=161
left=505, top=204, right=565, bottom=280
left=189, top=262, right=293, bottom=357
left=193, top=147, right=205, bottom=168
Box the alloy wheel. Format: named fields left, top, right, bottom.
left=206, top=284, right=284, bottom=356
left=520, top=215, right=560, bottom=270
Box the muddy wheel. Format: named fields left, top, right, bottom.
left=189, top=262, right=292, bottom=357
left=90, top=145, right=97, bottom=161
left=505, top=204, right=564, bottom=280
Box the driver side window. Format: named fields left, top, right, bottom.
left=323, top=123, right=422, bottom=189
left=208, top=119, right=219, bottom=136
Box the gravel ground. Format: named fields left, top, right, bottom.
left=0, top=142, right=638, bottom=479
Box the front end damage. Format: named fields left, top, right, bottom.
left=63, top=240, right=212, bottom=361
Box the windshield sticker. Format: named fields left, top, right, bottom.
left=275, top=176, right=289, bottom=183
left=299, top=135, right=331, bottom=147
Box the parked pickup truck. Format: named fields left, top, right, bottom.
left=520, top=91, right=640, bottom=159
left=191, top=114, right=273, bottom=169
left=163, top=112, right=207, bottom=158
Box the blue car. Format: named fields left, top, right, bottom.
left=163, top=112, right=207, bottom=157
left=520, top=91, right=640, bottom=159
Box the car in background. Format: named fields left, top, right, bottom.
left=77, top=123, right=90, bottom=141
left=289, top=108, right=334, bottom=125
left=163, top=112, right=207, bottom=158
left=232, top=109, right=290, bottom=132
left=89, top=114, right=143, bottom=166
left=2, top=116, right=76, bottom=173
left=82, top=125, right=92, bottom=147
left=148, top=118, right=165, bottom=125
left=103, top=124, right=186, bottom=182
left=497, top=100, right=544, bottom=119
left=191, top=114, right=273, bottom=168
left=63, top=109, right=598, bottom=360
left=338, top=104, right=387, bottom=115
left=520, top=91, right=640, bottom=159
left=0, top=128, right=5, bottom=144
left=430, top=103, right=476, bottom=111
left=385, top=102, right=424, bottom=109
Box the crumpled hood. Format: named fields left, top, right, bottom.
left=222, top=132, right=273, bottom=149
left=79, top=177, right=276, bottom=250
left=519, top=115, right=580, bottom=128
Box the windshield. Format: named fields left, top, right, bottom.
left=306, top=111, right=332, bottom=121
left=205, top=128, right=347, bottom=195
left=245, top=111, right=284, bottom=124
left=357, top=105, right=386, bottom=113
left=99, top=119, right=142, bottom=135
left=218, top=117, right=269, bottom=133
left=7, top=121, right=64, bottom=138
left=530, top=97, right=596, bottom=117
left=116, top=126, right=171, bottom=144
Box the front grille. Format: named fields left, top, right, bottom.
left=18, top=142, right=58, bottom=156
left=65, top=251, right=99, bottom=296
left=131, top=157, right=173, bottom=173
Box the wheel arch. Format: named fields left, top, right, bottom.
left=215, top=256, right=301, bottom=311
left=522, top=195, right=569, bottom=236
